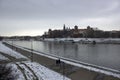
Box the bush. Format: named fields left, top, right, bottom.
left=0, top=64, right=17, bottom=80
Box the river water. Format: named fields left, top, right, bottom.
left=11, top=41, right=120, bottom=71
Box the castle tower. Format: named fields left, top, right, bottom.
left=74, top=25, right=78, bottom=30
left=63, top=24, right=66, bottom=30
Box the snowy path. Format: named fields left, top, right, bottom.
left=24, top=61, right=70, bottom=80
left=15, top=61, right=71, bottom=80
left=4, top=61, right=71, bottom=80
left=0, top=42, right=27, bottom=59
left=7, top=63, right=25, bottom=80
left=16, top=62, right=39, bottom=80
left=17, top=63, right=36, bottom=80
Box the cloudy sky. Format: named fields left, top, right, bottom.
left=0, top=0, right=120, bottom=36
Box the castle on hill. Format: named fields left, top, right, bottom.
left=42, top=24, right=120, bottom=38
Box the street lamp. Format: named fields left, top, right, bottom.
left=31, top=40, right=33, bottom=62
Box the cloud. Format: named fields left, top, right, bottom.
left=0, top=0, right=120, bottom=36
left=1, top=0, right=120, bottom=19
left=98, top=1, right=120, bottom=15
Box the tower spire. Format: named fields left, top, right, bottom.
left=63, top=24, right=66, bottom=30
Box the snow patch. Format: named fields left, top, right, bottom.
left=0, top=42, right=27, bottom=59
left=6, top=63, right=25, bottom=80
left=17, top=63, right=35, bottom=80
left=24, top=61, right=71, bottom=80
left=0, top=54, right=9, bottom=61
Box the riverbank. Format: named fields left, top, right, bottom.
left=3, top=42, right=120, bottom=80
left=42, top=38, right=120, bottom=44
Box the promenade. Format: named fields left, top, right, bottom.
left=1, top=41, right=120, bottom=80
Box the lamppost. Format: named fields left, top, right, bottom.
left=62, top=62, right=65, bottom=80
left=12, top=40, right=13, bottom=50
left=31, top=40, right=33, bottom=62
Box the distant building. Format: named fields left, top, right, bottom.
left=42, top=25, right=120, bottom=38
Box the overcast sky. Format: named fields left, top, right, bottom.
left=0, top=0, right=120, bottom=36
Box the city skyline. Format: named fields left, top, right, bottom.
left=0, top=0, right=120, bottom=36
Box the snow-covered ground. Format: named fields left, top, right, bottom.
left=0, top=54, right=9, bottom=61
left=8, top=61, right=71, bottom=80
left=0, top=42, right=27, bottom=59
left=24, top=61, right=70, bottom=80
left=7, top=63, right=25, bottom=80
left=17, top=63, right=35, bottom=80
